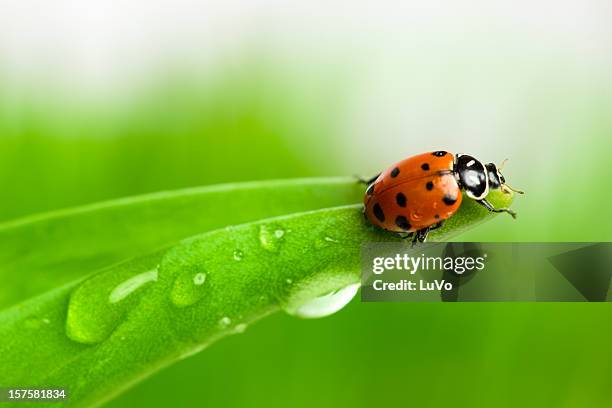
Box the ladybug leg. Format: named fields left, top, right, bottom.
left=477, top=199, right=517, bottom=219
left=411, top=234, right=419, bottom=247
left=356, top=173, right=381, bottom=185
left=410, top=222, right=445, bottom=246
left=409, top=228, right=430, bottom=247
left=416, top=228, right=430, bottom=242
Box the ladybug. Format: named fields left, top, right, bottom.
left=362, top=151, right=523, bottom=243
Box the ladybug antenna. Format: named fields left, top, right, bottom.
left=497, top=158, right=524, bottom=194
left=498, top=158, right=509, bottom=171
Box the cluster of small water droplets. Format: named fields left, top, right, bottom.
left=217, top=316, right=249, bottom=334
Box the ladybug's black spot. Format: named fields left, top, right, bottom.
left=432, top=151, right=447, bottom=157
left=426, top=181, right=434, bottom=191
left=366, top=184, right=374, bottom=196
left=434, top=214, right=440, bottom=219
left=396, top=192, right=407, bottom=207
left=390, top=167, right=400, bottom=178
left=443, top=194, right=457, bottom=206
left=373, top=203, right=385, bottom=222
left=421, top=163, right=430, bottom=171
left=395, top=216, right=412, bottom=231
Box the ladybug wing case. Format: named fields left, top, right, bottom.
left=365, top=174, right=462, bottom=233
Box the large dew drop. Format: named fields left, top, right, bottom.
left=285, top=283, right=360, bottom=319
left=66, top=267, right=159, bottom=344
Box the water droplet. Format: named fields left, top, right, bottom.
left=216, top=317, right=247, bottom=334
left=66, top=265, right=159, bottom=344
left=259, top=224, right=285, bottom=252
left=233, top=249, right=244, bottom=261
left=193, top=272, right=206, bottom=286
left=314, top=235, right=340, bottom=249
left=170, top=268, right=208, bottom=307
left=219, top=316, right=231, bottom=328
left=314, top=240, right=327, bottom=249
left=285, top=278, right=293, bottom=285
left=285, top=283, right=360, bottom=319
left=179, top=342, right=210, bottom=360
left=233, top=323, right=247, bottom=334
left=24, top=316, right=51, bottom=330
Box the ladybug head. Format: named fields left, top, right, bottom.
left=455, top=154, right=489, bottom=200
left=485, top=161, right=524, bottom=195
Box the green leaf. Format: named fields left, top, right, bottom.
left=0, top=188, right=513, bottom=408
left=0, top=178, right=363, bottom=309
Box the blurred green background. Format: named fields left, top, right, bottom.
left=1, top=1, right=611, bottom=406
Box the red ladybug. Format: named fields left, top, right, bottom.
left=362, top=151, right=523, bottom=243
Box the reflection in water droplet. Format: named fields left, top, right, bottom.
left=170, top=269, right=208, bottom=307
left=259, top=224, right=285, bottom=252
left=66, top=266, right=160, bottom=344
left=285, top=278, right=293, bottom=284
left=285, top=283, right=360, bottom=319
left=109, top=270, right=158, bottom=304
left=324, top=236, right=339, bottom=243
left=233, top=249, right=244, bottom=261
